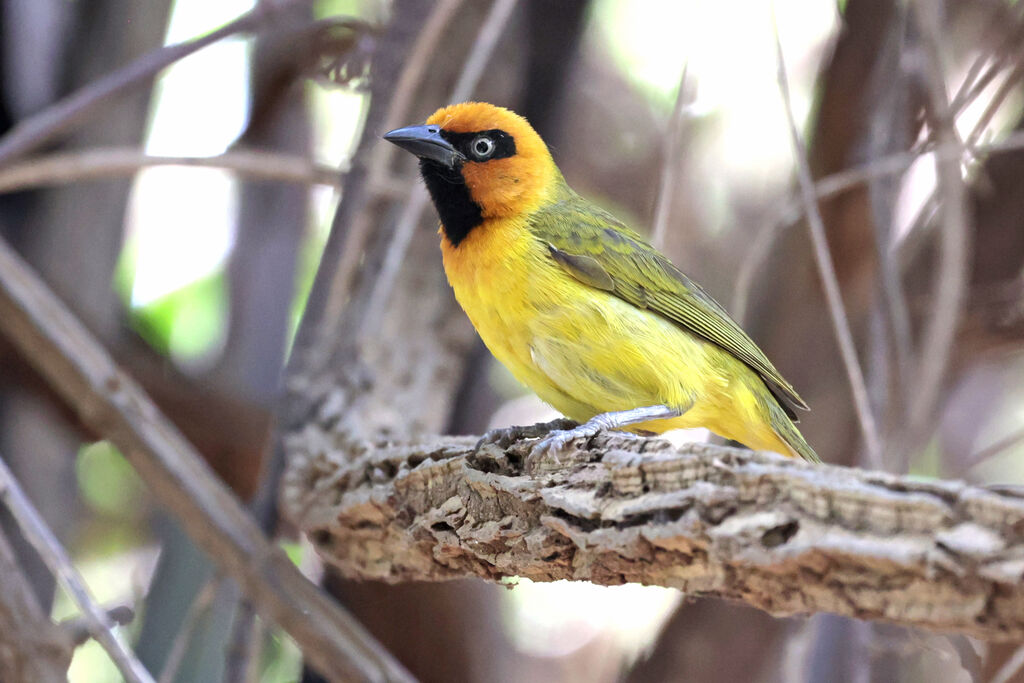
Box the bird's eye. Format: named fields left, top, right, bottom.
left=471, top=135, right=496, bottom=160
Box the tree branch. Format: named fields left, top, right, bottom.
left=0, top=148, right=356, bottom=194
left=0, top=0, right=313, bottom=167
left=0, top=233, right=412, bottom=681
left=650, top=64, right=690, bottom=250
left=0, top=451, right=153, bottom=683
left=359, top=0, right=519, bottom=340
left=905, top=0, right=971, bottom=449
left=774, top=18, right=883, bottom=468
left=0, top=526, right=71, bottom=682
left=283, top=430, right=1024, bottom=641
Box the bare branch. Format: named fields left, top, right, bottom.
left=737, top=127, right=1024, bottom=321
left=651, top=64, right=690, bottom=249
left=223, top=599, right=257, bottom=683
left=967, top=426, right=1024, bottom=470
left=905, top=1, right=971, bottom=449
left=158, top=578, right=219, bottom=683
left=0, top=236, right=412, bottom=682
left=359, top=0, right=519, bottom=341
left=990, top=644, right=1024, bottom=683
left=0, top=527, right=72, bottom=682
left=61, top=605, right=136, bottom=647
left=0, top=148, right=355, bottom=194
left=0, top=0, right=315, bottom=167
left=773, top=20, right=884, bottom=468
left=283, top=431, right=1024, bottom=641
left=733, top=127, right=1024, bottom=324
left=948, top=3, right=1024, bottom=118
left=0, top=452, right=154, bottom=683
left=963, top=65, right=1023, bottom=153
left=316, top=0, right=465, bottom=344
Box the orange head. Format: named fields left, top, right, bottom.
left=383, top=102, right=558, bottom=246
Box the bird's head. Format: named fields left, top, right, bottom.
left=383, top=102, right=558, bottom=246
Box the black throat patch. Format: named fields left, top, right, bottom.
left=418, top=128, right=516, bottom=247
left=419, top=159, right=483, bottom=247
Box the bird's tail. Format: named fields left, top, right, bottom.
left=768, top=401, right=820, bottom=463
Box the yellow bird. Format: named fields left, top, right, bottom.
left=384, top=102, right=819, bottom=462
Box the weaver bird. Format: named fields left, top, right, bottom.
left=384, top=102, right=818, bottom=462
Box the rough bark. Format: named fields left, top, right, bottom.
left=138, top=3, right=313, bottom=676
left=0, top=0, right=172, bottom=608
left=284, top=432, right=1024, bottom=642
left=0, top=211, right=412, bottom=683
left=283, top=2, right=522, bottom=679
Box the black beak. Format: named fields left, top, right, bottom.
left=383, top=125, right=464, bottom=168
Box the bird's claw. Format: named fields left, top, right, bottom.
left=475, top=417, right=578, bottom=451
left=531, top=424, right=602, bottom=457
left=530, top=420, right=645, bottom=464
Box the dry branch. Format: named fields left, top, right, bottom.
left=906, top=0, right=971, bottom=448
left=0, top=0, right=313, bottom=166
left=284, top=430, right=1024, bottom=641
left=0, top=148, right=350, bottom=194
left=0, top=527, right=71, bottom=682
left=774, top=23, right=883, bottom=468
left=0, top=232, right=411, bottom=681
left=0, top=452, right=153, bottom=683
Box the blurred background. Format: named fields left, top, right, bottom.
left=1, top=0, right=1023, bottom=681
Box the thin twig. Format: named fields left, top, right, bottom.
left=359, top=0, right=518, bottom=341
left=0, top=452, right=154, bottom=683
left=731, top=211, right=781, bottom=324
left=948, top=3, right=1024, bottom=117
left=223, top=598, right=257, bottom=683
left=0, top=0, right=312, bottom=167
left=0, top=148, right=351, bottom=194
left=234, top=6, right=468, bottom=673
left=0, top=526, right=71, bottom=680
left=772, top=17, right=884, bottom=468
left=158, top=578, right=220, bottom=683
left=989, top=644, right=1024, bottom=683
left=61, top=605, right=136, bottom=647
left=898, top=63, right=1022, bottom=270
left=733, top=128, right=1024, bottom=323
left=448, top=0, right=518, bottom=102
left=229, top=5, right=465, bottom=678
left=651, top=64, right=690, bottom=249
left=967, top=426, right=1024, bottom=469
left=861, top=11, right=916, bottom=420
left=896, top=60, right=1021, bottom=272
left=905, top=0, right=971, bottom=451
left=321, top=0, right=465, bottom=340
left=735, top=7, right=1024, bottom=317
left=0, top=234, right=413, bottom=681
left=964, top=64, right=1023, bottom=152
left=900, top=11, right=1024, bottom=266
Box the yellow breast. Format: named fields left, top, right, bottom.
left=441, top=218, right=721, bottom=427
left=440, top=217, right=551, bottom=392
left=439, top=216, right=795, bottom=456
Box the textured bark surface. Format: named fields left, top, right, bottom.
left=284, top=431, right=1024, bottom=641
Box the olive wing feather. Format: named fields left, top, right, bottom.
left=530, top=195, right=808, bottom=419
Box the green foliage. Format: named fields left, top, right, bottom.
left=130, top=271, right=228, bottom=365
left=316, top=0, right=365, bottom=21
left=77, top=441, right=144, bottom=518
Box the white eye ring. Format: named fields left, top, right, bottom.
left=472, top=136, right=495, bottom=159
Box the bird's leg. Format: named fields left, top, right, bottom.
left=533, top=404, right=683, bottom=456
left=475, top=416, right=580, bottom=451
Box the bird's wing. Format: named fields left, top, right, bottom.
left=529, top=195, right=808, bottom=418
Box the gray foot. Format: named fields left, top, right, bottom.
left=475, top=417, right=579, bottom=451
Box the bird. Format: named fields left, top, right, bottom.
left=383, top=102, right=819, bottom=462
